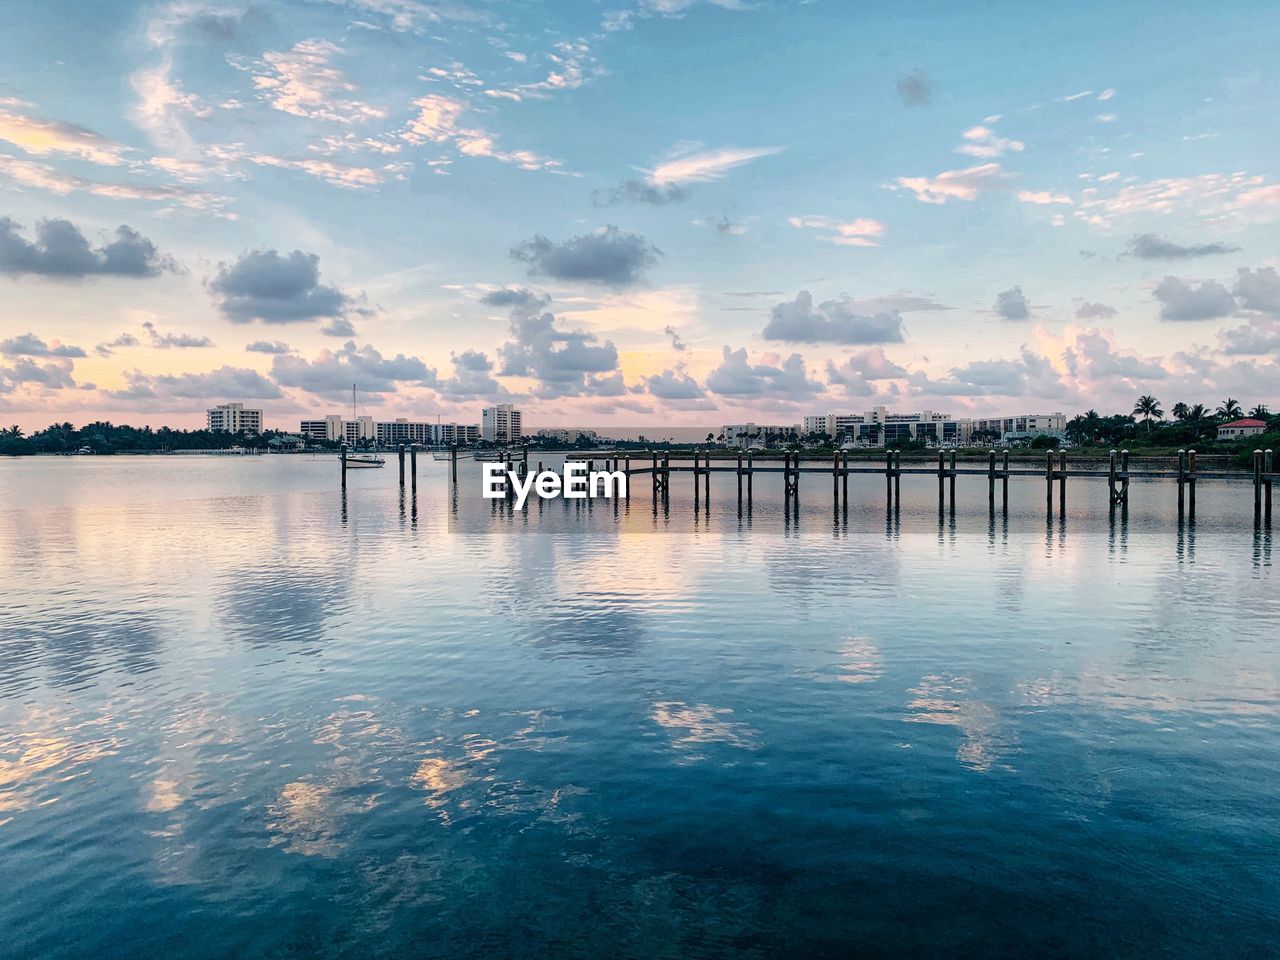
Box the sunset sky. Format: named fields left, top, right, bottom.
left=2, top=0, right=1278, bottom=432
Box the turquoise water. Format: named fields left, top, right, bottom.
left=1, top=456, right=1277, bottom=958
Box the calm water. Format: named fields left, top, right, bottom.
left=1, top=456, right=1277, bottom=959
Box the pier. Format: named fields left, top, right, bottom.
left=344, top=445, right=1276, bottom=525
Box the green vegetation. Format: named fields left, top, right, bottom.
left=0, top=421, right=331, bottom=456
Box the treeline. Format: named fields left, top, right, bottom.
left=0, top=421, right=332, bottom=456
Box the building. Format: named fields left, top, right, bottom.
left=299, top=414, right=345, bottom=443
left=722, top=423, right=801, bottom=449
left=799, top=407, right=973, bottom=446
left=482, top=404, right=523, bottom=443
left=1217, top=418, right=1268, bottom=440
left=972, top=413, right=1067, bottom=442
left=207, top=403, right=263, bottom=435
left=536, top=428, right=599, bottom=445
left=343, top=416, right=375, bottom=446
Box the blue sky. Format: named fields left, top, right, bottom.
left=1, top=0, right=1278, bottom=431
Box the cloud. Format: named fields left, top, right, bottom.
left=706, top=346, right=824, bottom=401
left=1074, top=300, right=1117, bottom=319
left=246, top=340, right=293, bottom=354
left=910, top=348, right=1066, bottom=398
left=664, top=325, right=687, bottom=351
left=1218, top=318, right=1280, bottom=356
left=0, top=155, right=227, bottom=213
left=0, top=216, right=177, bottom=279
left=1153, top=276, right=1235, bottom=321
left=994, top=286, right=1030, bottom=321
left=108, top=366, right=282, bottom=402
left=252, top=39, right=385, bottom=124
left=825, top=348, right=908, bottom=396
left=319, top=318, right=357, bottom=337
left=1232, top=267, right=1280, bottom=315
left=897, top=70, right=933, bottom=106
left=511, top=226, right=660, bottom=287
left=0, top=333, right=86, bottom=358
left=209, top=249, right=357, bottom=323
left=894, top=162, right=1006, bottom=204
left=842, top=294, right=951, bottom=314
left=142, top=320, right=213, bottom=349
left=94, top=332, right=140, bottom=357
left=401, top=94, right=561, bottom=171
left=270, top=341, right=437, bottom=395
left=1125, top=233, right=1241, bottom=259
left=957, top=125, right=1024, bottom=159
left=247, top=154, right=383, bottom=189
left=436, top=349, right=510, bottom=401
left=762, top=291, right=906, bottom=345
left=1017, top=190, right=1072, bottom=205
left=0, top=356, right=78, bottom=392
left=497, top=309, right=622, bottom=398
left=648, top=145, right=782, bottom=185
left=479, top=287, right=549, bottom=310
left=591, top=178, right=689, bottom=206
left=788, top=215, right=886, bottom=247
left=0, top=103, right=128, bottom=165
left=643, top=367, right=707, bottom=401
left=1063, top=328, right=1166, bottom=381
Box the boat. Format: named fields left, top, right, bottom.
left=343, top=383, right=384, bottom=467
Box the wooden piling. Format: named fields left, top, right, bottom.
left=747, top=449, right=754, bottom=504
left=1045, top=450, right=1054, bottom=511
left=988, top=449, right=996, bottom=509
left=1266, top=449, right=1274, bottom=526
left=1188, top=449, right=1197, bottom=518
left=937, top=450, right=946, bottom=507
left=1254, top=449, right=1264, bottom=519
left=1108, top=449, right=1118, bottom=503
left=894, top=451, right=901, bottom=503
left=1177, top=449, right=1186, bottom=516
left=340, top=442, right=347, bottom=488
left=885, top=450, right=893, bottom=504
left=832, top=450, right=840, bottom=505
left=949, top=450, right=957, bottom=512
left=1058, top=450, right=1067, bottom=515
left=410, top=445, right=417, bottom=493
left=450, top=444, right=458, bottom=485
left=1001, top=450, right=1009, bottom=510
left=398, top=444, right=406, bottom=485
left=1121, top=449, right=1130, bottom=504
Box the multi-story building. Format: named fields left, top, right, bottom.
left=800, top=407, right=972, bottom=445
left=971, top=413, right=1066, bottom=441
left=722, top=423, right=801, bottom=449
left=481, top=404, right=523, bottom=443
left=536, top=428, right=599, bottom=445
left=207, top=402, right=263, bottom=435
left=299, top=414, right=345, bottom=443
left=343, top=416, right=375, bottom=446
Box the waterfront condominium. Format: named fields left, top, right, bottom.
left=481, top=404, right=523, bottom=443
left=206, top=402, right=263, bottom=435
left=802, top=407, right=973, bottom=445
left=970, top=413, right=1067, bottom=441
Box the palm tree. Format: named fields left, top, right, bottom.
left=1171, top=402, right=1189, bottom=422
left=1249, top=404, right=1270, bottom=419
left=1217, top=398, right=1243, bottom=420
left=1132, top=395, right=1163, bottom=433
left=1186, top=403, right=1209, bottom=439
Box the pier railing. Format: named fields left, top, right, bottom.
left=348, top=444, right=1277, bottom=525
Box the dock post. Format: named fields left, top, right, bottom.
left=894, top=451, right=901, bottom=503
left=747, top=449, right=754, bottom=505
left=340, top=442, right=347, bottom=488
left=949, top=450, right=957, bottom=512
left=937, top=450, right=945, bottom=508
left=693, top=449, right=701, bottom=498
left=1108, top=450, right=1118, bottom=503
left=737, top=451, right=743, bottom=503
left=1045, top=450, right=1054, bottom=511
left=704, top=449, right=711, bottom=502
left=1254, top=449, right=1264, bottom=520
left=1266, top=449, right=1274, bottom=526
left=841, top=451, right=849, bottom=505
left=1121, top=449, right=1130, bottom=504
left=833, top=450, right=840, bottom=506
left=1188, top=449, right=1197, bottom=519
left=1001, top=450, right=1009, bottom=511
left=398, top=444, right=406, bottom=486
left=522, top=446, right=529, bottom=477
left=410, top=445, right=417, bottom=493
left=988, top=450, right=996, bottom=510
left=1177, top=449, right=1186, bottom=517
left=663, top=454, right=670, bottom=502
left=1058, top=450, right=1067, bottom=516
left=450, top=445, right=458, bottom=486
left=885, top=450, right=893, bottom=504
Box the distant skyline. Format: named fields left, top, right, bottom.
left=2, top=0, right=1279, bottom=432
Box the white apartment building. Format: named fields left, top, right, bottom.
left=207, top=402, right=263, bottom=435
left=722, top=423, right=801, bottom=449
left=299, top=414, right=345, bottom=443
left=971, top=413, right=1067, bottom=441
left=802, top=407, right=973, bottom=445
left=482, top=404, right=523, bottom=443
left=536, top=428, right=599, bottom=444
left=299, top=416, right=480, bottom=446
left=343, top=416, right=375, bottom=445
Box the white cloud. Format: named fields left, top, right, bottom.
left=648, top=145, right=783, bottom=185
left=1017, top=190, right=1073, bottom=205
left=788, top=215, right=886, bottom=247
left=0, top=103, right=129, bottom=165
left=894, top=163, right=1006, bottom=205
left=956, top=125, right=1024, bottom=159
left=253, top=39, right=387, bottom=124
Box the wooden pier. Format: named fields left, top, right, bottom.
left=345, top=444, right=1277, bottom=525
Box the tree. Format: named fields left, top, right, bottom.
left=1171, top=402, right=1189, bottom=422
left=1186, top=403, right=1209, bottom=439
left=1132, top=395, right=1163, bottom=433
left=1217, top=398, right=1243, bottom=420
left=1250, top=404, right=1270, bottom=419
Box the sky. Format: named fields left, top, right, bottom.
left=1, top=0, right=1279, bottom=433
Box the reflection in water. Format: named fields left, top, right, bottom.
left=1, top=457, right=1279, bottom=957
